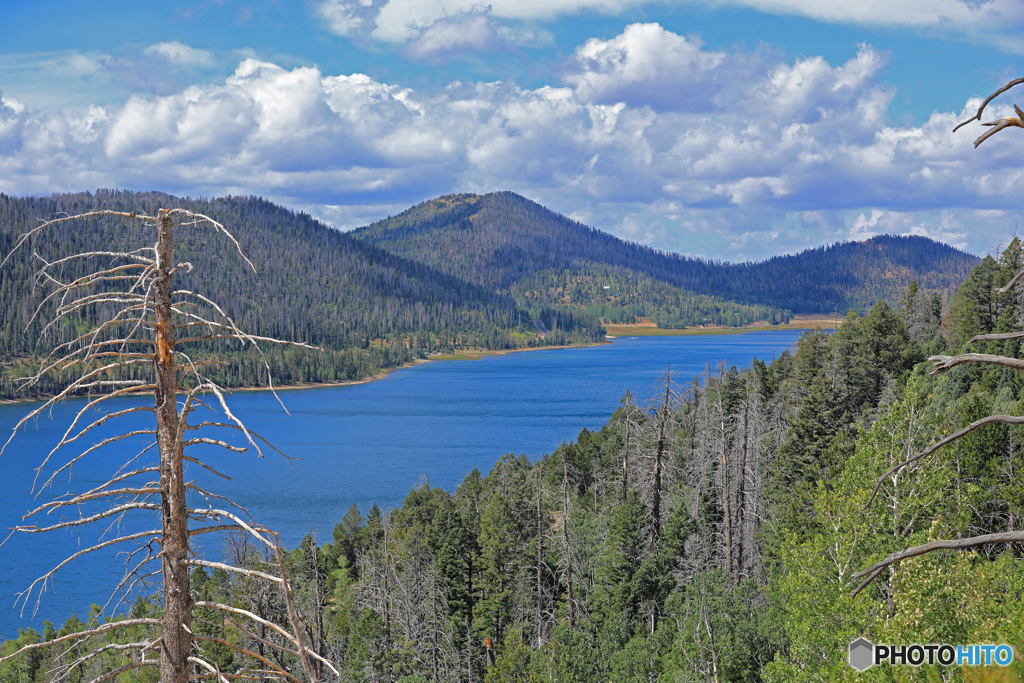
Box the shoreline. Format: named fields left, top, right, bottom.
left=604, top=314, right=840, bottom=337
left=0, top=341, right=609, bottom=407
left=0, top=325, right=811, bottom=407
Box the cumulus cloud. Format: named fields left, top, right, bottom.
left=1, top=23, right=1021, bottom=259
left=144, top=42, right=215, bottom=67
left=565, top=24, right=731, bottom=112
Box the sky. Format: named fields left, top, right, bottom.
left=1, top=0, right=1023, bottom=261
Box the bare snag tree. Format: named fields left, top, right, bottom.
left=0, top=207, right=335, bottom=683
left=852, top=77, right=1024, bottom=595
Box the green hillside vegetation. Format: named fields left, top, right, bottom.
left=8, top=240, right=1023, bottom=682
left=1, top=190, right=978, bottom=400
left=0, top=191, right=603, bottom=400
left=353, top=191, right=978, bottom=319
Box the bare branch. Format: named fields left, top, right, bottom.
left=1, top=210, right=156, bottom=269
left=952, top=77, right=1024, bottom=135
left=194, top=601, right=296, bottom=642
left=54, top=637, right=162, bottom=679
left=189, top=657, right=231, bottom=683
left=34, top=466, right=159, bottom=516
left=863, top=414, right=1024, bottom=510
left=165, top=208, right=256, bottom=273
left=271, top=530, right=320, bottom=683
left=183, top=455, right=233, bottom=480
left=82, top=658, right=160, bottom=683
left=186, top=507, right=275, bottom=549
left=928, top=352, right=1024, bottom=375
left=11, top=529, right=161, bottom=616
left=183, top=438, right=248, bottom=453
left=851, top=531, right=1024, bottom=597
left=968, top=330, right=1024, bottom=342
left=24, top=485, right=159, bottom=519
left=189, top=524, right=247, bottom=537
left=188, top=560, right=283, bottom=584
left=191, top=636, right=302, bottom=683
left=0, top=618, right=160, bottom=663
left=11, top=503, right=160, bottom=534
left=969, top=112, right=1024, bottom=148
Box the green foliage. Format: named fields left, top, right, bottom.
left=0, top=190, right=604, bottom=399
left=354, top=191, right=977, bottom=317
left=9, top=249, right=1021, bottom=683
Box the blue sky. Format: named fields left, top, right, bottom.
left=1, top=0, right=1022, bottom=261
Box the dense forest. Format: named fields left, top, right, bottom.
left=1, top=190, right=978, bottom=401
left=0, top=191, right=604, bottom=400
left=6, top=241, right=1023, bottom=680
left=353, top=192, right=978, bottom=317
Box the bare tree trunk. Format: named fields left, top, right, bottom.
left=310, top=534, right=325, bottom=678
left=431, top=570, right=439, bottom=682
left=383, top=525, right=395, bottom=683
left=622, top=420, right=630, bottom=505
left=155, top=210, right=192, bottom=683
left=722, top=448, right=734, bottom=581
left=651, top=370, right=672, bottom=548
left=735, top=395, right=749, bottom=584
left=561, top=461, right=574, bottom=630
left=535, top=463, right=544, bottom=647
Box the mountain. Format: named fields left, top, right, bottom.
left=0, top=191, right=602, bottom=400
left=0, top=189, right=980, bottom=400
left=351, top=191, right=980, bottom=316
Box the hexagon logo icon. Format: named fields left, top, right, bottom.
left=849, top=637, right=875, bottom=671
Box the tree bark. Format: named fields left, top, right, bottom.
left=651, top=371, right=671, bottom=548
left=155, top=210, right=192, bottom=683
left=735, top=395, right=749, bottom=584
left=561, top=461, right=574, bottom=630
left=535, top=463, right=544, bottom=647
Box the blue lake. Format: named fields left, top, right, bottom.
left=0, top=331, right=801, bottom=639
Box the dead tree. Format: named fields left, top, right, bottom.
left=560, top=460, right=575, bottom=631
left=853, top=78, right=1024, bottom=595
left=0, top=209, right=334, bottom=682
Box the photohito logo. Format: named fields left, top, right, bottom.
left=849, top=638, right=1014, bottom=671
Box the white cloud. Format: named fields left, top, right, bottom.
left=407, top=16, right=499, bottom=61
left=144, top=42, right=215, bottom=68
left=314, top=0, right=1024, bottom=55
left=565, top=24, right=730, bottom=112
left=2, top=23, right=1022, bottom=259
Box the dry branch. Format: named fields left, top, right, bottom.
left=952, top=77, right=1024, bottom=145
left=187, top=560, right=284, bottom=584
left=0, top=618, right=160, bottom=663
left=191, top=636, right=302, bottom=683
left=863, top=414, right=1024, bottom=510
left=929, top=352, right=1024, bottom=375
left=851, top=531, right=1024, bottom=597
left=1, top=207, right=335, bottom=682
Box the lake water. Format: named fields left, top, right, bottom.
left=0, top=331, right=801, bottom=639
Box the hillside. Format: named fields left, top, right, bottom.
left=352, top=192, right=979, bottom=316
left=0, top=191, right=602, bottom=400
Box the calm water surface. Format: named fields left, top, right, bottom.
left=0, top=331, right=800, bottom=638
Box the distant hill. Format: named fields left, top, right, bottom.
left=0, top=191, right=602, bottom=400
left=352, top=192, right=980, bottom=315
left=0, top=189, right=981, bottom=399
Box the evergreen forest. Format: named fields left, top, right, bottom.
left=352, top=192, right=979, bottom=318
left=1, top=190, right=977, bottom=401
left=5, top=235, right=1023, bottom=681
left=0, top=191, right=604, bottom=401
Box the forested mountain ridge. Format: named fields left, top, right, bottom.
left=353, top=191, right=979, bottom=316
left=0, top=191, right=603, bottom=400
